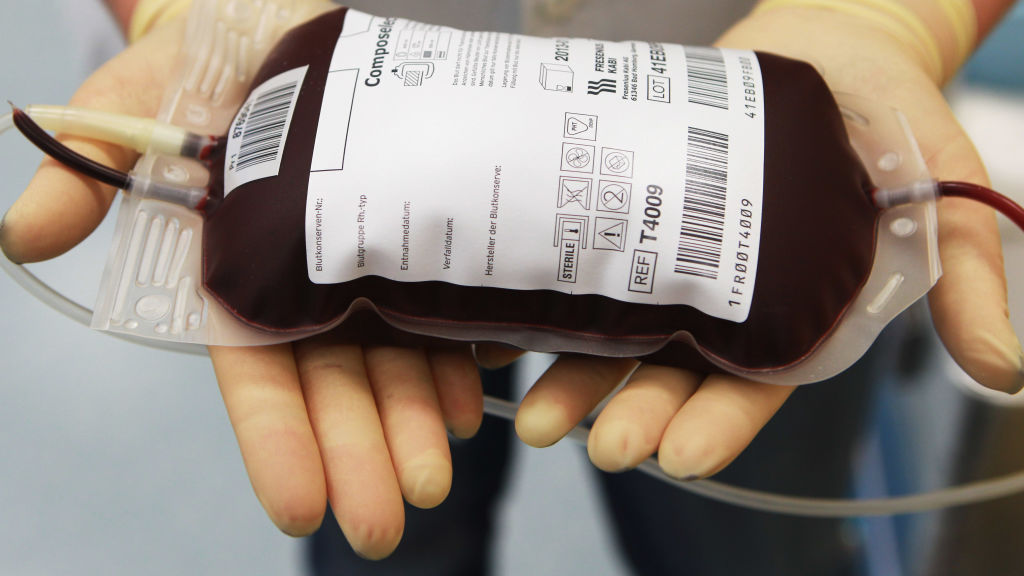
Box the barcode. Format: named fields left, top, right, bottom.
left=675, top=127, right=729, bottom=279
left=685, top=47, right=728, bottom=110
left=235, top=81, right=299, bottom=171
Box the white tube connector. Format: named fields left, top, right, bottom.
left=872, top=180, right=940, bottom=208
left=128, top=175, right=209, bottom=210
left=23, top=105, right=191, bottom=156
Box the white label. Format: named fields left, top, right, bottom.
left=224, top=66, right=308, bottom=197
left=306, top=11, right=764, bottom=322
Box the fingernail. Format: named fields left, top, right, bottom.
left=515, top=401, right=570, bottom=448
left=448, top=421, right=480, bottom=441
left=1012, top=349, right=1024, bottom=395
left=658, top=436, right=721, bottom=481
left=0, top=212, right=19, bottom=264
left=446, top=424, right=476, bottom=442
left=254, top=492, right=322, bottom=539
left=400, top=451, right=451, bottom=509
left=589, top=420, right=642, bottom=472
left=976, top=332, right=1024, bottom=394
left=347, top=524, right=403, bottom=560
left=473, top=343, right=521, bottom=370
left=999, top=344, right=1024, bottom=395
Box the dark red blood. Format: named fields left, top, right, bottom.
left=202, top=8, right=878, bottom=374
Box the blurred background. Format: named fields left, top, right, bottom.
left=0, top=1, right=1022, bottom=574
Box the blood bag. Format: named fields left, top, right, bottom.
left=79, top=0, right=942, bottom=384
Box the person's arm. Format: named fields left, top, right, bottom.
left=974, top=0, right=1017, bottom=37
left=714, top=0, right=1022, bottom=390
left=104, top=0, right=137, bottom=34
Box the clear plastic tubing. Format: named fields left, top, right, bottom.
left=7, top=109, right=1024, bottom=517
left=481, top=395, right=1024, bottom=517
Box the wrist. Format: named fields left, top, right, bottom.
left=105, top=0, right=142, bottom=35
left=717, top=6, right=936, bottom=92
left=128, top=0, right=193, bottom=43
left=747, top=0, right=978, bottom=85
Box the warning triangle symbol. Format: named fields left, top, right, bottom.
left=566, top=116, right=589, bottom=135
left=599, top=222, right=625, bottom=250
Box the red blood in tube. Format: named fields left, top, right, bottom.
left=202, top=8, right=878, bottom=374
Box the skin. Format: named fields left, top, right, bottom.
left=106, top=0, right=138, bottom=29
left=1, top=0, right=1019, bottom=559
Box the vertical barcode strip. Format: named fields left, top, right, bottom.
left=235, top=81, right=299, bottom=171
left=675, top=127, right=729, bottom=279
left=685, top=47, right=729, bottom=110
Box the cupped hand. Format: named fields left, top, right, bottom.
left=720, top=5, right=1021, bottom=393
left=496, top=3, right=1022, bottom=479
left=476, top=347, right=795, bottom=480
left=0, top=19, right=484, bottom=559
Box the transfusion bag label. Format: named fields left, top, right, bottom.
left=224, top=65, right=308, bottom=197
left=299, top=10, right=764, bottom=322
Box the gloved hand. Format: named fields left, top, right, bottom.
left=498, top=0, right=1024, bottom=483
left=2, top=0, right=480, bottom=560
left=2, top=0, right=1020, bottom=561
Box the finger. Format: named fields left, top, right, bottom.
left=587, top=365, right=701, bottom=472
left=1, top=24, right=182, bottom=263
left=364, top=346, right=453, bottom=509
left=516, top=355, right=637, bottom=448
left=473, top=342, right=525, bottom=369
left=925, top=134, right=1023, bottom=393
left=293, top=337, right=405, bottom=560
left=209, top=344, right=326, bottom=537
left=658, top=375, right=794, bottom=479
left=930, top=198, right=1022, bottom=392
left=427, top=346, right=484, bottom=439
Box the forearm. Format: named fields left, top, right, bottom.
left=748, top=0, right=1018, bottom=84
left=103, top=0, right=139, bottom=35
left=104, top=0, right=333, bottom=42
left=973, top=0, right=1018, bottom=39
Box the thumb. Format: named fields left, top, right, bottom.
left=925, top=131, right=1023, bottom=393
left=1, top=23, right=182, bottom=263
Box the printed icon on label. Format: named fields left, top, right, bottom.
left=594, top=217, right=627, bottom=251
left=587, top=78, right=617, bottom=95
left=562, top=143, right=596, bottom=173
left=601, top=147, right=634, bottom=177
left=392, top=62, right=436, bottom=86
left=555, top=214, right=588, bottom=283
left=564, top=112, right=598, bottom=140
left=395, top=30, right=451, bottom=60
left=421, top=30, right=452, bottom=59
left=540, top=63, right=574, bottom=92
left=629, top=250, right=658, bottom=293
left=558, top=177, right=592, bottom=210
left=598, top=181, right=631, bottom=213
left=554, top=214, right=589, bottom=248
left=647, top=75, right=671, bottom=103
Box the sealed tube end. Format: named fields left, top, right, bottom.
left=129, top=175, right=209, bottom=211
left=181, top=133, right=222, bottom=160
left=872, top=180, right=940, bottom=209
